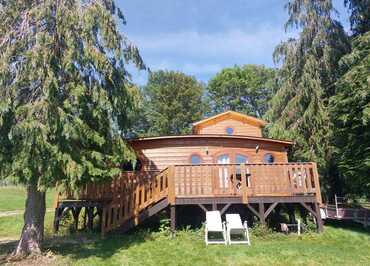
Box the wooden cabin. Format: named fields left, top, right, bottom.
left=54, top=111, right=323, bottom=236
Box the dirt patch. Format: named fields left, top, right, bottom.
left=3, top=251, right=57, bottom=266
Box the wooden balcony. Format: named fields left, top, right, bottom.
left=55, top=162, right=322, bottom=236
left=172, top=163, right=321, bottom=202
left=60, top=162, right=321, bottom=205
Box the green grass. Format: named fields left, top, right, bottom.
left=0, top=212, right=55, bottom=239
left=0, top=186, right=56, bottom=212
left=54, top=224, right=370, bottom=266
left=1, top=212, right=369, bottom=266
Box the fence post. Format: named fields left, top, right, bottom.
left=335, top=194, right=339, bottom=218
left=312, top=162, right=322, bottom=205
left=168, top=166, right=176, bottom=204
left=241, top=163, right=248, bottom=204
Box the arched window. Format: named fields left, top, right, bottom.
left=226, top=127, right=234, bottom=135
left=263, top=153, right=275, bottom=163
left=190, top=154, right=202, bottom=165
left=235, top=154, right=248, bottom=164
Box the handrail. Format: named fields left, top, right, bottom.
left=55, top=162, right=321, bottom=236
left=172, top=162, right=321, bottom=203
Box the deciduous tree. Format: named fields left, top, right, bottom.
left=207, top=65, right=276, bottom=118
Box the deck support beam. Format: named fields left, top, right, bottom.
left=220, top=203, right=231, bottom=215
left=198, top=204, right=208, bottom=213
left=259, top=202, right=266, bottom=225
left=170, top=205, right=176, bottom=232
left=313, top=202, right=323, bottom=233
left=246, top=204, right=259, bottom=218
left=87, top=207, right=94, bottom=230
left=71, top=207, right=82, bottom=231
left=264, top=202, right=278, bottom=220
left=300, top=202, right=323, bottom=233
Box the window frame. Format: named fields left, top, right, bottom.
left=225, top=126, right=235, bottom=135
left=263, top=153, right=275, bottom=163
left=189, top=153, right=203, bottom=165
left=235, top=154, right=249, bottom=164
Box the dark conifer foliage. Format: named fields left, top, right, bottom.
left=264, top=0, right=350, bottom=188
left=137, top=70, right=206, bottom=136
left=0, top=0, right=144, bottom=255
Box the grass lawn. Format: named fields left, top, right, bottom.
left=0, top=186, right=56, bottom=212
left=1, top=213, right=370, bottom=266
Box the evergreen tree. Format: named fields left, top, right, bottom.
left=140, top=70, right=205, bottom=136
left=0, top=0, right=144, bottom=256
left=207, top=65, right=276, bottom=118
left=264, top=0, right=350, bottom=186
left=330, top=33, right=370, bottom=198
left=344, top=0, right=370, bottom=35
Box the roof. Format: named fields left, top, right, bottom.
left=129, top=134, right=294, bottom=145
left=192, top=111, right=268, bottom=129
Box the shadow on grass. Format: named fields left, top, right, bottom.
left=47, top=215, right=166, bottom=261
left=47, top=229, right=149, bottom=260
left=324, top=219, right=370, bottom=235
left=0, top=240, right=18, bottom=264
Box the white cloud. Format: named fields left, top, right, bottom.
left=131, top=25, right=291, bottom=62
left=128, top=24, right=298, bottom=83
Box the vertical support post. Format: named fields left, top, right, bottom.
left=287, top=204, right=296, bottom=224
left=168, top=166, right=176, bottom=204
left=71, top=207, right=81, bottom=231
left=212, top=202, right=217, bottom=211
left=312, top=162, right=322, bottom=204
left=101, top=207, right=107, bottom=238
left=53, top=207, right=62, bottom=233
left=241, top=163, right=248, bottom=204
left=170, top=205, right=176, bottom=232
left=314, top=202, right=324, bottom=233
left=87, top=207, right=94, bottom=230
left=259, top=202, right=265, bottom=226
left=335, top=194, right=339, bottom=218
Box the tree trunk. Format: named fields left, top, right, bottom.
left=13, top=184, right=46, bottom=257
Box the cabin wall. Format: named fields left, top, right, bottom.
left=130, top=138, right=289, bottom=171
left=195, top=119, right=262, bottom=137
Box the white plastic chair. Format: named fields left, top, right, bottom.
left=205, top=211, right=227, bottom=245
left=226, top=214, right=250, bottom=245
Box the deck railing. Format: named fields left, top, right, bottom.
left=56, top=162, right=321, bottom=235
left=58, top=162, right=321, bottom=204
left=172, top=163, right=321, bottom=203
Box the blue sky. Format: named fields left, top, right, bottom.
left=119, top=0, right=350, bottom=85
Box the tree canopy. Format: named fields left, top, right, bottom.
left=207, top=65, right=276, bottom=118
left=344, top=0, right=370, bottom=35
left=264, top=0, right=350, bottom=185
left=0, top=0, right=144, bottom=255
left=137, top=70, right=206, bottom=136
left=330, top=31, right=370, bottom=197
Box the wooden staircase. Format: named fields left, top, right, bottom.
left=54, top=167, right=175, bottom=237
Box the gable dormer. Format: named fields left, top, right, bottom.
left=192, top=111, right=267, bottom=137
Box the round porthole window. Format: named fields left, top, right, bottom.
left=263, top=153, right=275, bottom=163
left=190, top=154, right=202, bottom=165
left=226, top=127, right=234, bottom=135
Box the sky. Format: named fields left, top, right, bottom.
left=118, top=0, right=351, bottom=85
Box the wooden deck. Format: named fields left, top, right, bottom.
left=54, top=162, right=323, bottom=236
